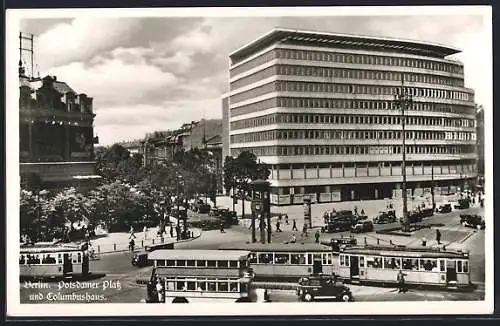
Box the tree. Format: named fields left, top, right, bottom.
left=223, top=151, right=270, bottom=217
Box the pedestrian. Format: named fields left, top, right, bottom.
left=290, top=233, right=297, bottom=243
left=436, top=229, right=441, bottom=245
left=176, top=224, right=181, bottom=241
left=276, top=220, right=282, bottom=232
left=278, top=214, right=282, bottom=222
left=292, top=219, right=298, bottom=231
left=314, top=230, right=320, bottom=243
left=360, top=209, right=365, bottom=216
left=284, top=214, right=289, bottom=225
left=354, top=206, right=358, bottom=216
left=421, top=237, right=427, bottom=247
left=129, top=239, right=135, bottom=252
left=129, top=226, right=136, bottom=240
left=302, top=224, right=308, bottom=237
left=156, top=279, right=164, bottom=303
left=169, top=225, right=174, bottom=238
left=397, top=270, right=407, bottom=293
left=143, top=225, right=148, bottom=240
left=220, top=222, right=225, bottom=233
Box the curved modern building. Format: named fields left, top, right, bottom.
left=226, top=28, right=477, bottom=205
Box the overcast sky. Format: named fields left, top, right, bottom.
left=18, top=9, right=490, bottom=146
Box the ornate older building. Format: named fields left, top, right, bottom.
left=228, top=28, right=477, bottom=205
left=19, top=70, right=100, bottom=189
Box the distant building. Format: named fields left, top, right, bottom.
left=221, top=93, right=230, bottom=164
left=19, top=71, right=100, bottom=190
left=228, top=28, right=477, bottom=205
left=476, top=106, right=484, bottom=177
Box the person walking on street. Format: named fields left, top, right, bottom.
left=276, top=220, right=282, bottom=232
left=302, top=224, right=308, bottom=237
left=156, top=279, right=164, bottom=303
left=397, top=270, right=407, bottom=293
left=292, top=219, right=298, bottom=231
left=436, top=229, right=441, bottom=245
left=290, top=233, right=297, bottom=243
left=129, top=239, right=135, bottom=252
left=169, top=225, right=174, bottom=238
left=360, top=209, right=365, bottom=216
left=143, top=225, right=148, bottom=240
left=176, top=224, right=181, bottom=241
left=284, top=214, right=289, bottom=225
left=314, top=230, right=320, bottom=243
left=220, top=222, right=225, bottom=233
left=129, top=226, right=136, bottom=240
left=354, top=206, right=358, bottom=216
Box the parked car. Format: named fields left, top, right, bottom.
left=454, top=199, right=470, bottom=210
left=296, top=275, right=353, bottom=302
left=437, top=203, right=452, bottom=213
left=322, top=237, right=357, bottom=253
left=460, top=214, right=485, bottom=229
left=351, top=220, right=374, bottom=233
left=373, top=210, right=396, bottom=224
left=192, top=200, right=211, bottom=214
left=324, top=217, right=354, bottom=232
left=131, top=251, right=152, bottom=267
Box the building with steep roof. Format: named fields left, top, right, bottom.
left=227, top=28, right=477, bottom=205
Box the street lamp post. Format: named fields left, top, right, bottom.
left=394, top=79, right=413, bottom=233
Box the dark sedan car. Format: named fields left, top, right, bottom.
left=296, top=275, right=353, bottom=302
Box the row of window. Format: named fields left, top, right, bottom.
left=231, top=65, right=464, bottom=90
left=340, top=255, right=469, bottom=273
left=155, top=259, right=244, bottom=269
left=231, top=113, right=475, bottom=131
left=270, top=160, right=476, bottom=170
left=248, top=252, right=333, bottom=265
left=163, top=278, right=247, bottom=293
left=230, top=48, right=464, bottom=78
left=231, top=81, right=473, bottom=105
left=231, top=129, right=476, bottom=143
left=230, top=97, right=476, bottom=118
left=19, top=253, right=83, bottom=265
left=231, top=145, right=476, bottom=157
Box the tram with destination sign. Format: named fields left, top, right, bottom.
left=219, top=242, right=334, bottom=281
left=147, top=249, right=254, bottom=303
left=20, top=242, right=90, bottom=279
left=337, top=245, right=472, bottom=289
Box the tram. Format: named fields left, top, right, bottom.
left=337, top=245, right=472, bottom=289
left=20, top=242, right=90, bottom=279
left=147, top=249, right=254, bottom=303
left=219, top=242, right=334, bottom=281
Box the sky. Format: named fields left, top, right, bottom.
left=17, top=9, right=490, bottom=146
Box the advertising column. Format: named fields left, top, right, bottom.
left=303, top=197, right=312, bottom=229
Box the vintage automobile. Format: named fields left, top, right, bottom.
left=322, top=237, right=357, bottom=253
left=373, top=210, right=397, bottom=224
left=454, top=199, right=471, bottom=210
left=191, top=200, right=211, bottom=214
left=460, top=214, right=485, bottom=229
left=296, top=275, right=354, bottom=302
left=437, top=203, right=452, bottom=213
left=218, top=208, right=238, bottom=226
left=323, top=210, right=357, bottom=232
left=351, top=220, right=374, bottom=233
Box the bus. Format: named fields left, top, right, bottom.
left=219, top=242, right=334, bottom=281
left=337, top=245, right=472, bottom=289
left=20, top=242, right=90, bottom=279
left=147, top=249, right=254, bottom=303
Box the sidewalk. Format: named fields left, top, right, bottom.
left=89, top=226, right=202, bottom=254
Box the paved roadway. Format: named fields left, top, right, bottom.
left=19, top=205, right=485, bottom=303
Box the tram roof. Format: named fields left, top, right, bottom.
left=20, top=242, right=85, bottom=253
left=341, top=245, right=468, bottom=258
left=148, top=249, right=251, bottom=261
left=219, top=242, right=332, bottom=252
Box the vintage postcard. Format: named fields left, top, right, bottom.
left=5, top=5, right=493, bottom=317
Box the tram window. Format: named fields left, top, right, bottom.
left=166, top=260, right=174, bottom=267
left=340, top=255, right=350, bottom=267
left=240, top=283, right=248, bottom=293
left=258, top=253, right=273, bottom=264
left=439, top=260, right=445, bottom=272
left=219, top=281, right=229, bottom=292
left=19, top=255, right=26, bottom=264
left=58, top=254, right=63, bottom=264
left=230, top=282, right=239, bottom=292
left=166, top=281, right=175, bottom=291
left=340, top=255, right=344, bottom=266
left=196, top=260, right=206, bottom=267
left=463, top=261, right=469, bottom=273
left=248, top=254, right=257, bottom=263
left=275, top=253, right=290, bottom=264
left=208, top=281, right=217, bottom=292
left=420, top=259, right=437, bottom=271
left=360, top=256, right=365, bottom=268
left=157, top=260, right=166, bottom=266
left=42, top=254, right=57, bottom=264
left=402, top=258, right=418, bottom=270
left=186, top=260, right=196, bottom=267
left=457, top=260, right=463, bottom=273
left=240, top=260, right=247, bottom=268
left=32, top=254, right=41, bottom=265
left=176, top=280, right=186, bottom=291
left=366, top=257, right=381, bottom=268
left=197, top=281, right=207, bottom=291
left=207, top=260, right=216, bottom=268
left=291, top=253, right=306, bottom=264
left=177, top=260, right=186, bottom=267
left=322, top=253, right=332, bottom=265
left=187, top=281, right=196, bottom=291
left=77, top=253, right=82, bottom=263
left=217, top=260, right=229, bottom=268
left=383, top=257, right=401, bottom=269
left=229, top=260, right=238, bottom=268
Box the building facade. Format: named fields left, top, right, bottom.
left=19, top=72, right=100, bottom=190
left=228, top=29, right=477, bottom=205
